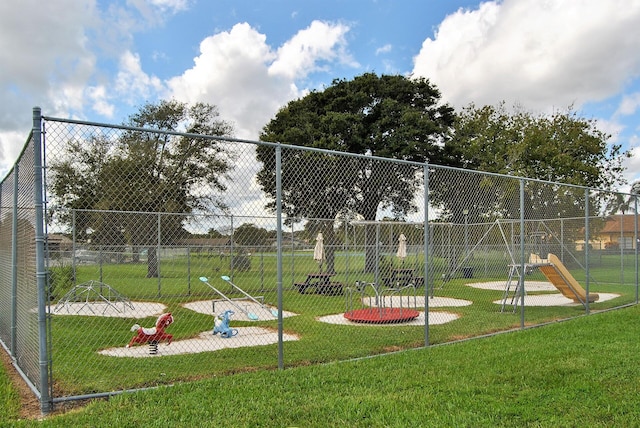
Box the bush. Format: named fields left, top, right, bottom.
left=48, top=263, right=75, bottom=300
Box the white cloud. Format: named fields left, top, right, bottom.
left=127, top=0, right=191, bottom=25
left=149, top=0, right=190, bottom=11
left=0, top=0, right=98, bottom=123
left=167, top=23, right=285, bottom=138
left=623, top=145, right=640, bottom=185
left=0, top=131, right=21, bottom=179
left=164, top=20, right=358, bottom=219
left=269, top=20, right=356, bottom=80
left=167, top=21, right=355, bottom=139
left=88, top=85, right=115, bottom=117
left=115, top=51, right=165, bottom=104
left=0, top=0, right=102, bottom=177
left=616, top=92, right=640, bottom=117
left=596, top=118, right=624, bottom=145
left=412, top=0, right=640, bottom=112
left=375, top=44, right=393, bottom=55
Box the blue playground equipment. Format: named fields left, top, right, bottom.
left=213, top=310, right=238, bottom=338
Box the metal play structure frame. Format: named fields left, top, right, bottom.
left=53, top=280, right=135, bottom=315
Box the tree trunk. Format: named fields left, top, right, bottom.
left=324, top=226, right=337, bottom=274
left=364, top=225, right=377, bottom=273
left=361, top=200, right=379, bottom=273
left=146, top=247, right=159, bottom=278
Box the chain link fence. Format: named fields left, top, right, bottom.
left=1, top=108, right=638, bottom=413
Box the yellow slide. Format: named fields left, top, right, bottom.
left=537, top=253, right=599, bottom=305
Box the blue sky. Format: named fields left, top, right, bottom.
left=2, top=0, right=640, bottom=188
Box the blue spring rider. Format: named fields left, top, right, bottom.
left=213, top=310, right=238, bottom=338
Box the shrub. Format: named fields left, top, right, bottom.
left=48, top=262, right=75, bottom=300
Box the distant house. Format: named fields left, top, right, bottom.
left=597, top=215, right=639, bottom=250
left=576, top=215, right=639, bottom=251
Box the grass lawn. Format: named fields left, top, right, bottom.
left=2, top=304, right=639, bottom=426
left=0, top=359, right=21, bottom=422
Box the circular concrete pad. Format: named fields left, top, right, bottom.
left=495, top=292, right=620, bottom=307
left=317, top=310, right=459, bottom=326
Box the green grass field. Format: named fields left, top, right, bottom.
left=3, top=304, right=639, bottom=426
left=40, top=249, right=638, bottom=399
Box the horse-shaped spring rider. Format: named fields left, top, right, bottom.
left=127, top=313, right=174, bottom=352
left=213, top=310, right=238, bottom=338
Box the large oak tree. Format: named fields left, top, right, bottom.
left=256, top=73, right=456, bottom=272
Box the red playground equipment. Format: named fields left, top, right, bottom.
left=127, top=313, right=174, bottom=348
left=344, top=281, right=420, bottom=324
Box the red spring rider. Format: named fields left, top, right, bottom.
left=127, top=313, right=174, bottom=348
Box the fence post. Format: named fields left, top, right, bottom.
left=423, top=163, right=430, bottom=346
left=33, top=107, right=52, bottom=414
left=230, top=215, right=234, bottom=281
left=11, top=165, right=18, bottom=357
left=519, top=179, right=526, bottom=327
left=635, top=195, right=639, bottom=303
left=187, top=246, right=191, bottom=295
left=290, top=222, right=295, bottom=288
left=585, top=189, right=590, bottom=314
left=157, top=212, right=161, bottom=297
left=275, top=144, right=284, bottom=369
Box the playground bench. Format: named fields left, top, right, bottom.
left=294, top=273, right=343, bottom=295
left=294, top=281, right=314, bottom=294
left=316, top=282, right=344, bottom=296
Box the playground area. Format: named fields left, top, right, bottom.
left=3, top=115, right=638, bottom=412
left=45, top=244, right=623, bottom=364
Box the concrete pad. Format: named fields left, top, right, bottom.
left=100, top=327, right=299, bottom=358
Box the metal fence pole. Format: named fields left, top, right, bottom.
left=290, top=222, right=294, bottom=288
left=11, top=164, right=18, bottom=357
left=157, top=212, right=162, bottom=297
left=423, top=163, right=430, bottom=346
left=33, top=107, right=52, bottom=414
left=635, top=196, right=639, bottom=303
left=585, top=189, right=590, bottom=314
left=519, top=179, right=526, bottom=327
left=560, top=218, right=565, bottom=260
left=633, top=194, right=638, bottom=304
left=187, top=247, right=192, bottom=295
left=276, top=144, right=284, bottom=369
left=230, top=215, right=234, bottom=281
left=620, top=207, right=624, bottom=285
left=344, top=220, right=349, bottom=287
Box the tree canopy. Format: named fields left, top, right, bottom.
left=50, top=100, right=234, bottom=277
left=430, top=103, right=629, bottom=224
left=233, top=223, right=275, bottom=248
left=449, top=103, right=626, bottom=189
left=256, top=73, right=456, bottom=271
